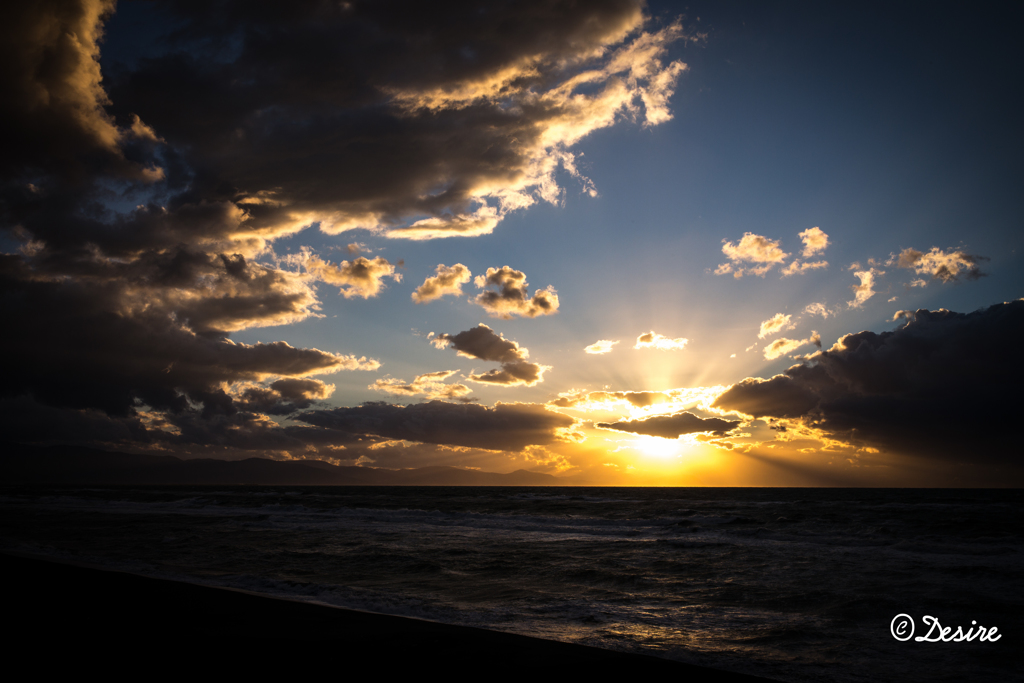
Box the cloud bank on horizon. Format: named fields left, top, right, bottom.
left=1, top=0, right=1021, bottom=485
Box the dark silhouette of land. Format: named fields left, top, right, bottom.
left=0, top=444, right=563, bottom=485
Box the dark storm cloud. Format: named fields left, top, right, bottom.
left=0, top=0, right=684, bottom=451
left=0, top=0, right=159, bottom=180
left=236, top=378, right=335, bottom=415
left=712, top=300, right=1024, bottom=463
left=97, top=0, right=685, bottom=239
left=0, top=255, right=370, bottom=419
left=296, top=400, right=576, bottom=451
left=597, top=412, right=741, bottom=438
left=432, top=324, right=548, bottom=386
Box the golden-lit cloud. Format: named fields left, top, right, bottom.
left=799, top=227, right=829, bottom=257
left=758, top=313, right=795, bottom=339
left=763, top=332, right=821, bottom=360
left=549, top=386, right=732, bottom=430
left=386, top=207, right=503, bottom=241
left=584, top=339, right=620, bottom=354
left=2, top=0, right=162, bottom=181
left=224, top=8, right=690, bottom=242
left=301, top=253, right=401, bottom=299
left=474, top=266, right=559, bottom=319
left=634, top=331, right=689, bottom=350
left=895, top=247, right=987, bottom=283
left=715, top=233, right=789, bottom=278
left=804, top=302, right=834, bottom=318
left=412, top=263, right=472, bottom=303
left=781, top=259, right=828, bottom=276
left=370, top=370, right=473, bottom=401
left=848, top=267, right=883, bottom=307
left=516, top=445, right=575, bottom=474
left=550, top=390, right=673, bottom=410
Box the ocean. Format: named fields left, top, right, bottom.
left=1, top=486, right=1019, bottom=681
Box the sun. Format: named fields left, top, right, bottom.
left=632, top=435, right=687, bottom=460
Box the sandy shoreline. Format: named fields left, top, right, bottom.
left=5, top=551, right=775, bottom=678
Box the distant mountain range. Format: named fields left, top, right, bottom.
left=0, top=445, right=564, bottom=486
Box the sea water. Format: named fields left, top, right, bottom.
left=1, top=486, right=1019, bottom=682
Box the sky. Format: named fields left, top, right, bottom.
left=2, top=0, right=1022, bottom=485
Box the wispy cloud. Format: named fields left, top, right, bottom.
left=763, top=332, right=821, bottom=360
left=758, top=313, right=795, bottom=339
left=371, top=370, right=473, bottom=401
left=584, top=340, right=620, bottom=354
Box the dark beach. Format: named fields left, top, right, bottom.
left=5, top=552, right=773, bottom=679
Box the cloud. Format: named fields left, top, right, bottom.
left=412, top=264, right=472, bottom=303
left=93, top=1, right=689, bottom=243
left=0, top=254, right=376, bottom=417
left=798, top=227, right=829, bottom=257
left=848, top=268, right=883, bottom=307
left=758, top=313, right=795, bottom=339
left=781, top=259, right=828, bottom=277
left=634, top=331, right=689, bottom=350
left=297, top=400, right=577, bottom=451
left=550, top=390, right=673, bottom=409
left=584, top=339, right=619, bottom=354
left=716, top=233, right=789, bottom=278
left=433, top=324, right=529, bottom=363
left=432, top=324, right=548, bottom=386
left=712, top=300, right=1024, bottom=469
left=370, top=370, right=473, bottom=401
left=895, top=247, right=987, bottom=283
left=804, top=302, right=833, bottom=318
left=302, top=253, right=401, bottom=299
left=466, top=362, right=548, bottom=387
left=597, top=411, right=741, bottom=438
left=763, top=332, right=821, bottom=360
left=0, top=1, right=694, bottom=458
left=236, top=378, right=335, bottom=415
left=474, top=266, right=559, bottom=319
left=387, top=207, right=503, bottom=241
left=0, top=0, right=161, bottom=181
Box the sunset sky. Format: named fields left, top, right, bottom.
left=3, top=0, right=1022, bottom=485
